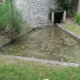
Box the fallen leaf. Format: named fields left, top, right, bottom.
left=44, top=79, right=49, bottom=80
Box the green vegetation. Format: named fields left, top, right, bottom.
left=56, top=0, right=78, bottom=17
left=61, top=22, right=80, bottom=37
left=0, top=0, right=23, bottom=41
left=48, top=8, right=59, bottom=21
left=7, top=1, right=23, bottom=40
left=0, top=57, right=80, bottom=80
left=0, top=2, right=9, bottom=29
left=75, top=13, right=80, bottom=25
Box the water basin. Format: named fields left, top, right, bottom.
left=0, top=26, right=80, bottom=63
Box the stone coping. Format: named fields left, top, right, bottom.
left=56, top=24, right=80, bottom=42
left=0, top=54, right=80, bottom=67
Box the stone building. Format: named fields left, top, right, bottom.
left=14, top=0, right=57, bottom=27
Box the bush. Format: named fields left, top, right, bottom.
left=0, top=0, right=24, bottom=41
left=7, top=1, right=23, bottom=40
left=56, top=0, right=78, bottom=17
left=75, top=13, right=80, bottom=24
left=0, top=2, right=9, bottom=29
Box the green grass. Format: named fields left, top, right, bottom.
left=61, top=22, right=80, bottom=37
left=0, top=57, right=80, bottom=80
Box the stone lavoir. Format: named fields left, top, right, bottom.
left=14, top=0, right=57, bottom=27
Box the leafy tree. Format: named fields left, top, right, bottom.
left=57, top=0, right=78, bottom=17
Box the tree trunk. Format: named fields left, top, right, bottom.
left=71, top=0, right=78, bottom=16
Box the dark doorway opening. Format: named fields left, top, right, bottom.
left=54, top=11, right=64, bottom=24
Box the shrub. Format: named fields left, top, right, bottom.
left=56, top=0, right=78, bottom=17
left=0, top=0, right=24, bottom=41
left=7, top=1, right=23, bottom=40
left=49, top=8, right=60, bottom=21
left=75, top=13, right=80, bottom=24
left=0, top=2, right=9, bottom=29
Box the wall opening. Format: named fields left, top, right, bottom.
left=54, top=11, right=63, bottom=24
left=51, top=10, right=66, bottom=24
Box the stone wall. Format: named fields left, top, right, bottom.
left=14, top=0, right=57, bottom=27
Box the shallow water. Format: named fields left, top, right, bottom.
left=1, top=26, right=80, bottom=63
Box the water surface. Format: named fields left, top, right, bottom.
left=1, top=26, right=80, bottom=63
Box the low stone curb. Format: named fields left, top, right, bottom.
left=0, top=54, right=80, bottom=67
left=56, top=24, right=80, bottom=42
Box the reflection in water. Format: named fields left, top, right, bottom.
left=0, top=26, right=80, bottom=63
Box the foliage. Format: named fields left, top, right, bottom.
left=0, top=0, right=23, bottom=41
left=7, top=1, right=23, bottom=40
left=56, top=0, right=78, bottom=17
left=48, top=8, right=53, bottom=20
left=75, top=13, right=80, bottom=24
left=48, top=8, right=59, bottom=20
left=49, top=8, right=54, bottom=13
left=0, top=2, right=9, bottom=29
